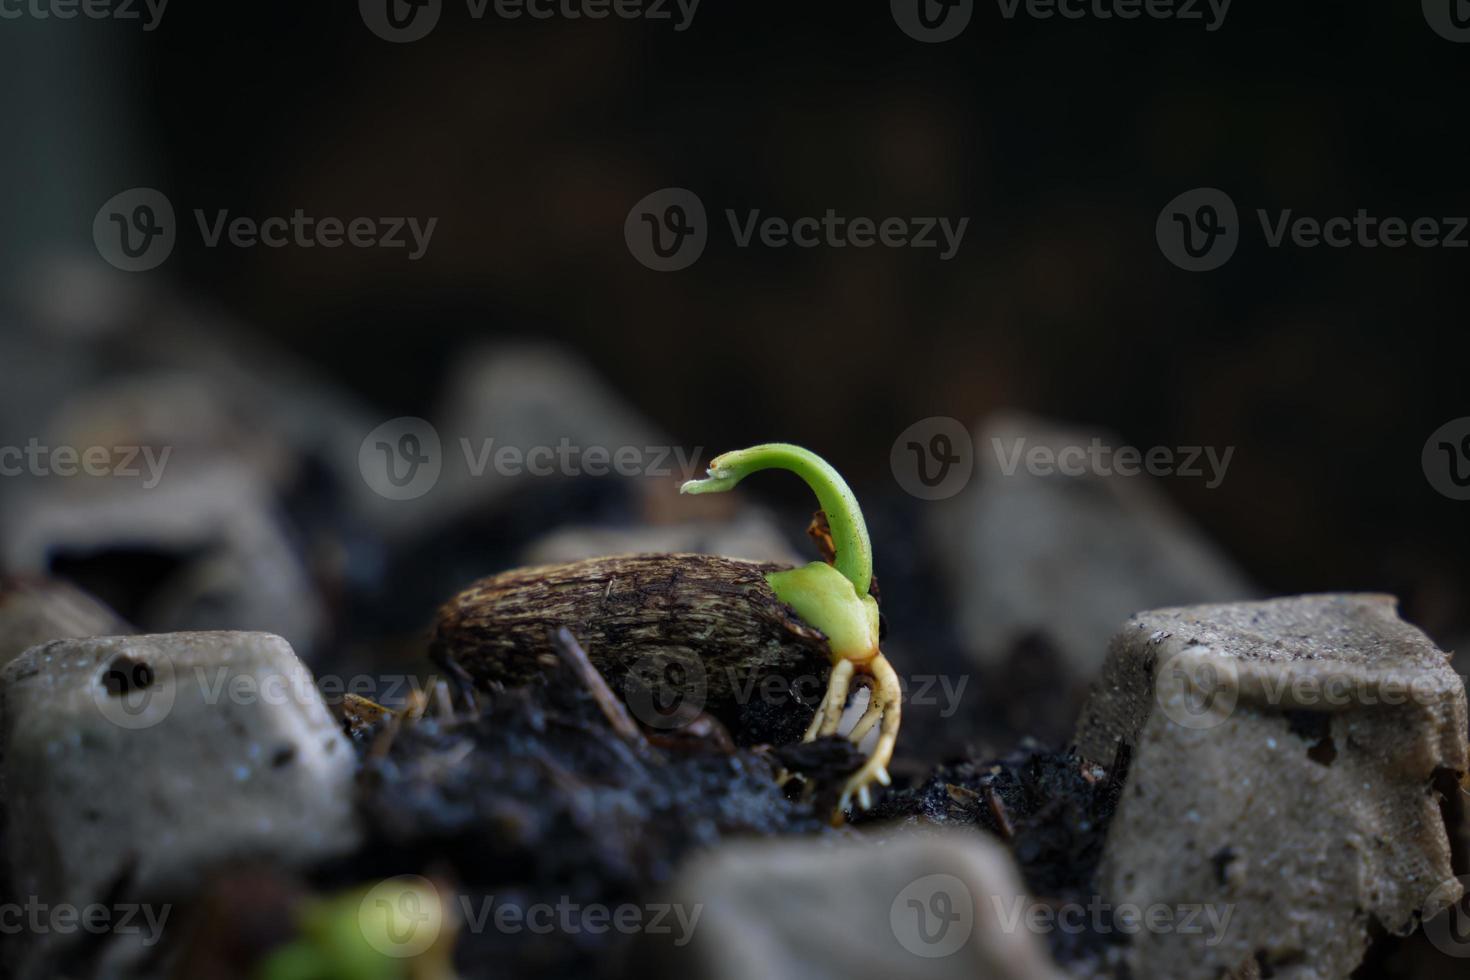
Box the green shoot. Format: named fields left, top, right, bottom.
left=680, top=443, right=872, bottom=594
left=682, top=444, right=879, bottom=661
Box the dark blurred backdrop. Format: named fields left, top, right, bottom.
left=3, top=1, right=1469, bottom=641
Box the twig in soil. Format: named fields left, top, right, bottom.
left=984, top=783, right=1015, bottom=840
left=369, top=708, right=404, bottom=760
left=334, top=693, right=395, bottom=742
left=432, top=679, right=456, bottom=722
left=438, top=652, right=480, bottom=715
left=550, top=627, right=650, bottom=750
left=404, top=688, right=430, bottom=724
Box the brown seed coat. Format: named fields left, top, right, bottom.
left=430, top=554, right=833, bottom=730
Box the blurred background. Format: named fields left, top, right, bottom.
left=2, top=2, right=1469, bottom=756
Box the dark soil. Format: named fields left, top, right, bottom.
left=854, top=741, right=1132, bottom=967
left=341, top=660, right=837, bottom=980
left=317, top=648, right=1133, bottom=979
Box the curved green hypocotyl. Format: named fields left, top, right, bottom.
left=681, top=444, right=880, bottom=660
